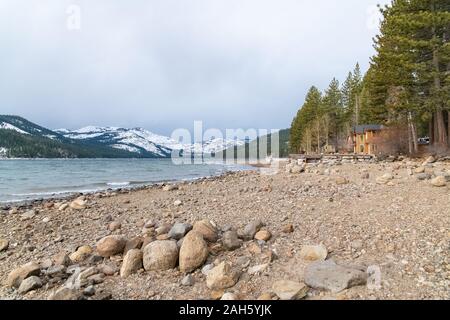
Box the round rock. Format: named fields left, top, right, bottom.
left=120, top=249, right=143, bottom=277
left=299, top=244, right=328, bottom=262
left=143, top=240, right=178, bottom=271
left=193, top=220, right=218, bottom=242
left=96, top=235, right=127, bottom=258
left=179, top=231, right=209, bottom=273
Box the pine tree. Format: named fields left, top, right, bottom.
left=366, top=0, right=450, bottom=150
left=342, top=72, right=354, bottom=117
left=289, top=86, right=322, bottom=153
left=359, top=66, right=390, bottom=124
left=322, top=78, right=344, bottom=149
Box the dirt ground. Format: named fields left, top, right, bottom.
left=0, top=158, right=449, bottom=300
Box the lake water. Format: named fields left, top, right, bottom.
left=0, top=159, right=249, bottom=203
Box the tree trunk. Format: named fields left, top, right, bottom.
left=434, top=113, right=439, bottom=146
left=431, top=19, right=448, bottom=146
left=335, top=115, right=339, bottom=152
left=408, top=112, right=418, bottom=154
left=435, top=110, right=447, bottom=146
left=429, top=116, right=434, bottom=145
left=308, top=130, right=312, bottom=154
left=316, top=122, right=320, bottom=154
left=447, top=110, right=450, bottom=148
left=411, top=122, right=418, bottom=154
left=408, top=118, right=413, bottom=155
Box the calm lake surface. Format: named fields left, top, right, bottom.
left=0, top=159, right=249, bottom=203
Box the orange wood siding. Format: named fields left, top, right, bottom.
left=354, top=130, right=379, bottom=155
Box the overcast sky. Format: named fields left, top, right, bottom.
left=0, top=0, right=391, bottom=135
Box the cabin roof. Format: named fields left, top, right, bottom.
left=353, top=124, right=384, bottom=134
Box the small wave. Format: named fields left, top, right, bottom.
left=10, top=188, right=103, bottom=198
left=12, top=191, right=72, bottom=197
left=0, top=198, right=28, bottom=204
left=107, top=182, right=131, bottom=187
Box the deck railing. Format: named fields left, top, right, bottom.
left=289, top=153, right=375, bottom=162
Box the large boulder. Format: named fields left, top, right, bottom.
left=304, top=260, right=367, bottom=293
left=206, top=262, right=240, bottom=290
left=272, top=280, right=308, bottom=300
left=193, top=220, right=218, bottom=242
left=6, top=262, right=41, bottom=288
left=120, top=249, right=143, bottom=277
left=96, top=235, right=127, bottom=257
left=179, top=231, right=209, bottom=273
left=143, top=240, right=178, bottom=271
left=168, top=223, right=193, bottom=240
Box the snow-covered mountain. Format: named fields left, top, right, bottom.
left=0, top=115, right=245, bottom=158
left=0, top=122, right=30, bottom=135
left=0, top=115, right=152, bottom=158
left=55, top=126, right=245, bottom=157
left=0, top=115, right=64, bottom=140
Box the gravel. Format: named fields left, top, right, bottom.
left=0, top=159, right=448, bottom=300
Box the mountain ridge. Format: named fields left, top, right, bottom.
left=0, top=115, right=248, bottom=159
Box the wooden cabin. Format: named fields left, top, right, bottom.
left=353, top=125, right=384, bottom=155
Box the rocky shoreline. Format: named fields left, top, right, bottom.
left=0, top=157, right=449, bottom=300
left=0, top=169, right=248, bottom=209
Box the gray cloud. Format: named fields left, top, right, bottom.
left=0, top=0, right=390, bottom=135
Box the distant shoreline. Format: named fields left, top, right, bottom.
left=0, top=165, right=256, bottom=208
